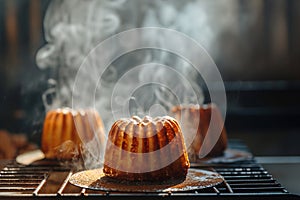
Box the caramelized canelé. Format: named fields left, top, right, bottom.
left=41, top=108, right=105, bottom=160
left=103, top=116, right=190, bottom=182
left=171, top=103, right=228, bottom=159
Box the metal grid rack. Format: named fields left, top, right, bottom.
left=0, top=140, right=297, bottom=199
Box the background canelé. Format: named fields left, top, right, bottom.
left=41, top=108, right=105, bottom=160
left=103, top=116, right=190, bottom=182
left=171, top=103, right=228, bottom=159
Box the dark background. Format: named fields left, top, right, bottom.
left=0, top=0, right=299, bottom=156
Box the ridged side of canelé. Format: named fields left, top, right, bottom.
left=171, top=103, right=228, bottom=158
left=103, top=116, right=190, bottom=182
left=41, top=108, right=105, bottom=159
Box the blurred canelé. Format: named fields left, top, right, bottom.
left=171, top=103, right=228, bottom=160
left=0, top=130, right=38, bottom=160
left=103, top=116, right=190, bottom=182
left=41, top=108, right=105, bottom=160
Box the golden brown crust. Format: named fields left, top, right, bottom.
left=171, top=103, right=228, bottom=159
left=41, top=108, right=105, bottom=160
left=103, top=116, right=190, bottom=182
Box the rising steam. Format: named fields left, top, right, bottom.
left=36, top=0, right=233, bottom=168
left=36, top=0, right=239, bottom=116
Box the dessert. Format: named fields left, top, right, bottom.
left=171, top=103, right=227, bottom=159
left=41, top=108, right=105, bottom=160
left=103, top=116, right=190, bottom=182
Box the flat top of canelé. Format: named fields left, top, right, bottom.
left=121, top=115, right=178, bottom=126
left=47, top=107, right=98, bottom=116
left=171, top=103, right=217, bottom=112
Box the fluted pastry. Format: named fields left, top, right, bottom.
left=171, top=103, right=227, bottom=159
left=41, top=108, right=105, bottom=160
left=103, top=116, right=190, bottom=182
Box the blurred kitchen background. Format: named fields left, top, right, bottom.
left=0, top=0, right=299, bottom=194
